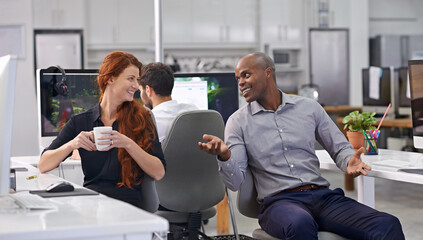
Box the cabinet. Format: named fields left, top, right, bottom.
left=162, top=0, right=193, bottom=43
left=33, top=0, right=85, bottom=28
left=163, top=0, right=257, bottom=44
left=87, top=0, right=154, bottom=45
left=260, top=0, right=303, bottom=43
left=222, top=0, right=256, bottom=43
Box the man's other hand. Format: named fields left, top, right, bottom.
left=198, top=134, right=231, bottom=161
left=347, top=147, right=372, bottom=177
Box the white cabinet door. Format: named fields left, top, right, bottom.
left=87, top=0, right=153, bottom=45
left=118, top=0, right=154, bottom=44
left=260, top=0, right=303, bottom=43
left=33, top=0, right=85, bottom=29
left=261, top=0, right=288, bottom=43
left=191, top=0, right=225, bottom=43
left=163, top=0, right=193, bottom=43
left=163, top=0, right=256, bottom=44
left=87, top=0, right=118, bottom=44
left=224, top=0, right=257, bottom=43
left=33, top=0, right=56, bottom=28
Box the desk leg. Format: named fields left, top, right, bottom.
left=344, top=173, right=355, bottom=190
left=357, top=175, right=375, bottom=208
left=217, top=193, right=229, bottom=234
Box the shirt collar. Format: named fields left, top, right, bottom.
left=250, top=91, right=296, bottom=115
left=152, top=100, right=177, bottom=112
left=91, top=103, right=102, bottom=123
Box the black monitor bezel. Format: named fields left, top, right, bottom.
left=408, top=60, right=423, bottom=140
left=362, top=67, right=392, bottom=107
left=397, top=67, right=411, bottom=108
left=38, top=68, right=99, bottom=137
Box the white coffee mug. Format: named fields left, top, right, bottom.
left=93, top=126, right=112, bottom=151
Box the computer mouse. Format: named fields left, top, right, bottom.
left=46, top=181, right=75, bottom=193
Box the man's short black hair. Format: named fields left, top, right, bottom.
left=140, top=62, right=174, bottom=96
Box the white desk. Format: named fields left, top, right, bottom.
left=317, top=149, right=423, bottom=208
left=12, top=156, right=84, bottom=186
left=1, top=160, right=168, bottom=240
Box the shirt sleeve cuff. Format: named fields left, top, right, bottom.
left=337, top=149, right=356, bottom=172
left=217, top=154, right=236, bottom=171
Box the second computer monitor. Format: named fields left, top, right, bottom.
left=408, top=60, right=423, bottom=149
left=173, top=72, right=239, bottom=123
left=362, top=67, right=394, bottom=116
left=37, top=68, right=100, bottom=148
left=396, top=67, right=411, bottom=116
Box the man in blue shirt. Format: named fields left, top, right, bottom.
left=198, top=52, right=404, bottom=239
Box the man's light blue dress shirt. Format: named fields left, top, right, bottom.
left=218, top=92, right=356, bottom=201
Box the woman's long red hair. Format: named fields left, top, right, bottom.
left=97, top=51, right=156, bottom=189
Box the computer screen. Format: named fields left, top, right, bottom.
left=36, top=68, right=100, bottom=148
left=0, top=55, right=17, bottom=196
left=173, top=72, right=239, bottom=123
left=362, top=67, right=394, bottom=116
left=395, top=67, right=411, bottom=116
left=408, top=60, right=423, bottom=149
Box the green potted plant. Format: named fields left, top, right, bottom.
left=342, top=111, right=377, bottom=150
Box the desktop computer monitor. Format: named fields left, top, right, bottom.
left=362, top=67, right=394, bottom=116
left=0, top=55, right=17, bottom=196
left=36, top=68, right=100, bottom=149
left=173, top=72, right=239, bottom=123
left=408, top=60, right=423, bottom=149
left=394, top=67, right=411, bottom=116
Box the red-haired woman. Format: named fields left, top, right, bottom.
left=39, top=51, right=165, bottom=208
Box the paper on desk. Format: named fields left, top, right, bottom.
left=369, top=66, right=381, bottom=100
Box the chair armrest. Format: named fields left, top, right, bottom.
left=140, top=175, right=159, bottom=213
left=236, top=168, right=260, bottom=218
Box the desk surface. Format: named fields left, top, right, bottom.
left=336, top=116, right=412, bottom=129
left=1, top=160, right=168, bottom=240
left=317, top=149, right=423, bottom=185
left=323, top=105, right=362, bottom=114
left=13, top=156, right=81, bottom=167
left=375, top=117, right=412, bottom=129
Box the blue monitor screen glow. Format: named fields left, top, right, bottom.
left=0, top=55, right=17, bottom=196
left=37, top=68, right=99, bottom=148
left=173, top=72, right=239, bottom=123
left=408, top=60, right=423, bottom=149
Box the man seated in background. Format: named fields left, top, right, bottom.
left=139, top=62, right=197, bottom=143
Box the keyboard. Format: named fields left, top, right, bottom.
left=372, top=160, right=412, bottom=168
left=10, top=193, right=57, bottom=210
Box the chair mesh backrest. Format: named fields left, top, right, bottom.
left=156, top=110, right=226, bottom=212
left=237, top=167, right=260, bottom=218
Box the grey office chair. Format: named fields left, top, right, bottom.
left=237, top=168, right=348, bottom=240
left=136, top=111, right=160, bottom=213
left=139, top=175, right=159, bottom=213
left=155, top=110, right=226, bottom=239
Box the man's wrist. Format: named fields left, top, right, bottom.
left=218, top=150, right=231, bottom=161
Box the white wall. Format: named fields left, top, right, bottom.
left=0, top=0, right=39, bottom=156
